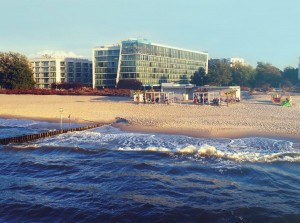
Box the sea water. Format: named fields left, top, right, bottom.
left=0, top=118, right=300, bottom=222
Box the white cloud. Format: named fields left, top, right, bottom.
left=30, top=50, right=84, bottom=59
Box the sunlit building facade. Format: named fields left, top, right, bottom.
left=93, top=39, right=208, bottom=88
left=92, top=45, right=120, bottom=88
left=30, top=55, right=92, bottom=89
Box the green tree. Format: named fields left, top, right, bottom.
left=231, top=64, right=256, bottom=87
left=255, top=62, right=282, bottom=88
left=179, top=74, right=190, bottom=84
left=117, top=79, right=143, bottom=90
left=281, top=79, right=293, bottom=91
left=282, top=66, right=298, bottom=85
left=0, top=52, right=35, bottom=89
left=190, top=67, right=206, bottom=86
left=207, top=60, right=232, bottom=86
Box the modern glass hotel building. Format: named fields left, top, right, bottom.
left=92, top=45, right=120, bottom=88
left=93, top=39, right=208, bottom=88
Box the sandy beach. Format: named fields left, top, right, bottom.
left=1, top=93, right=300, bottom=139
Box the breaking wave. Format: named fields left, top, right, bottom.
left=1, top=119, right=300, bottom=223
left=9, top=125, right=299, bottom=163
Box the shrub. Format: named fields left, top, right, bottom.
left=117, top=79, right=143, bottom=90
left=0, top=87, right=131, bottom=97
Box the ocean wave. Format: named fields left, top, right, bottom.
left=117, top=143, right=300, bottom=163
left=1, top=120, right=300, bottom=223
left=0, top=118, right=39, bottom=128
left=3, top=125, right=300, bottom=163
left=0, top=118, right=85, bottom=132
left=4, top=144, right=100, bottom=156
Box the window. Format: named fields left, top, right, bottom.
left=42, top=61, right=49, bottom=66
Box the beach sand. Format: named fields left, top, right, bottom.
left=1, top=93, right=300, bottom=139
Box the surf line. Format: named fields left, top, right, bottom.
left=0, top=123, right=105, bottom=145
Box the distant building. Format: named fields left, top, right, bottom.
left=227, top=58, right=246, bottom=67
left=209, top=57, right=246, bottom=67
left=93, top=38, right=208, bottom=88
left=92, top=45, right=120, bottom=88
left=30, top=55, right=92, bottom=89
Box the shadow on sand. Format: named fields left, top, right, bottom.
left=90, top=96, right=130, bottom=102
left=252, top=100, right=280, bottom=106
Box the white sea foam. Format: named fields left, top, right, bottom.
left=0, top=118, right=38, bottom=128
left=146, top=147, right=171, bottom=152
left=176, top=145, right=197, bottom=154
left=197, top=144, right=224, bottom=157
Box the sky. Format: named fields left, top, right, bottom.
left=0, top=0, right=299, bottom=70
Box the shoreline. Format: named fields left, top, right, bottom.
left=113, top=123, right=300, bottom=142
left=1, top=94, right=300, bottom=142
left=0, top=115, right=102, bottom=126
left=1, top=114, right=300, bottom=143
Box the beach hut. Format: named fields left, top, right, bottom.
left=193, top=90, right=223, bottom=105
left=161, top=83, right=195, bottom=102
left=221, top=89, right=239, bottom=106
left=195, top=86, right=240, bottom=100
left=136, top=90, right=174, bottom=104
left=193, top=87, right=240, bottom=106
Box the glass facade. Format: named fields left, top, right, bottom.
left=66, top=60, right=92, bottom=86
left=93, top=39, right=208, bottom=88
left=94, top=46, right=120, bottom=87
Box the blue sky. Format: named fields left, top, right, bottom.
left=1, top=0, right=299, bottom=69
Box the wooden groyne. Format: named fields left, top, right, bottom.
left=0, top=123, right=104, bottom=145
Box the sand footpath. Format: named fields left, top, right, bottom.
left=1, top=93, right=300, bottom=139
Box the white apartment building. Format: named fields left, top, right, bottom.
left=209, top=57, right=246, bottom=67
left=226, top=57, right=246, bottom=67
left=30, top=55, right=92, bottom=89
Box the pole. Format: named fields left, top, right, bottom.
left=59, top=108, right=63, bottom=130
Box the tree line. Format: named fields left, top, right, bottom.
left=0, top=51, right=299, bottom=90
left=191, top=60, right=299, bottom=90
left=0, top=52, right=35, bottom=89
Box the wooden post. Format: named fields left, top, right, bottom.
left=0, top=123, right=105, bottom=145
